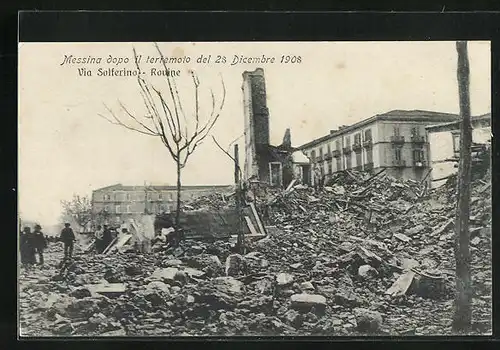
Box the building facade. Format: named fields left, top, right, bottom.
left=91, top=184, right=232, bottom=226
left=298, top=110, right=460, bottom=184
left=426, top=113, right=491, bottom=188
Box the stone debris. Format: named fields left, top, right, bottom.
left=18, top=167, right=491, bottom=336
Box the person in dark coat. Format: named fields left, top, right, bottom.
left=60, top=223, right=76, bottom=259
left=33, top=224, right=46, bottom=265
left=94, top=225, right=104, bottom=253
left=102, top=224, right=112, bottom=252
left=20, top=227, right=36, bottom=266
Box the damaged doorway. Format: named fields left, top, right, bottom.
left=301, top=164, right=311, bottom=185
left=269, top=162, right=283, bottom=187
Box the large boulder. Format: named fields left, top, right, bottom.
left=358, top=265, right=379, bottom=279
left=353, top=308, right=383, bottom=333
left=289, top=294, right=327, bottom=313
left=150, top=267, right=178, bottom=283
left=193, top=276, right=244, bottom=310
left=276, top=273, right=294, bottom=287
left=184, top=254, right=223, bottom=277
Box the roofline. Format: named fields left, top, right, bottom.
left=425, top=113, right=491, bottom=132
left=93, top=184, right=233, bottom=192
left=298, top=110, right=460, bottom=150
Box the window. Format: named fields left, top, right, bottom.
left=158, top=193, right=163, bottom=200
left=452, top=133, right=460, bottom=152
left=354, top=133, right=361, bottom=145
left=345, top=153, right=352, bottom=169
left=116, top=205, right=121, bottom=213
left=366, top=148, right=373, bottom=164
left=364, top=129, right=372, bottom=141
left=356, top=152, right=362, bottom=167
left=327, top=144, right=331, bottom=156
left=327, top=160, right=333, bottom=174
left=345, top=136, right=351, bottom=147
left=335, top=140, right=341, bottom=150
left=113, top=192, right=118, bottom=201
left=104, top=194, right=111, bottom=201
left=336, top=157, right=342, bottom=171
left=126, top=205, right=131, bottom=213
left=411, top=127, right=420, bottom=137
left=413, top=149, right=424, bottom=162
left=169, top=193, right=173, bottom=201
left=393, top=126, right=401, bottom=136
left=269, top=162, right=283, bottom=186
left=311, top=150, right=316, bottom=163
left=104, top=205, right=109, bottom=212
left=394, top=147, right=402, bottom=161
left=319, top=147, right=324, bottom=160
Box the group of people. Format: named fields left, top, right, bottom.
left=19, top=222, right=78, bottom=268
left=19, top=224, right=47, bottom=266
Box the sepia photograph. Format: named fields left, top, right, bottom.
left=18, top=41, right=491, bottom=337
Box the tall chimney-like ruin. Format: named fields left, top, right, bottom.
left=242, top=68, right=270, bottom=181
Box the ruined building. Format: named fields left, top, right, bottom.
left=242, top=68, right=302, bottom=188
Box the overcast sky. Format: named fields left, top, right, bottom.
left=18, top=41, right=491, bottom=227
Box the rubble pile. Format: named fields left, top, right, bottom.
left=19, top=169, right=491, bottom=336
left=182, top=192, right=235, bottom=211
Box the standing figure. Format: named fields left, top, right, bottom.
left=60, top=223, right=76, bottom=259
left=94, top=225, right=104, bottom=253
left=313, top=164, right=322, bottom=190
left=33, top=224, right=46, bottom=265
left=102, top=224, right=112, bottom=252
left=20, top=227, right=36, bottom=267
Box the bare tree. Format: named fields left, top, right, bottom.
left=61, top=194, right=92, bottom=232
left=452, top=40, right=473, bottom=333
left=99, top=43, right=226, bottom=235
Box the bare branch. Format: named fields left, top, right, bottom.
left=118, top=100, right=158, bottom=135
left=212, top=136, right=243, bottom=179
left=98, top=104, right=157, bottom=136
left=154, top=42, right=183, bottom=141
left=186, top=74, right=226, bottom=150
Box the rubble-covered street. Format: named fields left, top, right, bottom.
left=18, top=168, right=491, bottom=337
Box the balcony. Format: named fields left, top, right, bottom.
left=316, top=155, right=324, bottom=162
left=352, top=143, right=362, bottom=152
left=363, top=139, right=373, bottom=148
left=342, top=146, right=352, bottom=154
left=413, top=160, right=426, bottom=168
left=390, top=135, right=405, bottom=144
left=411, top=135, right=426, bottom=143
left=332, top=150, right=341, bottom=158
left=352, top=165, right=363, bottom=171
left=324, top=153, right=333, bottom=160
left=392, top=159, right=406, bottom=167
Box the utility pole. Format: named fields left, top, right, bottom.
left=144, top=180, right=148, bottom=214
left=452, top=40, right=473, bottom=333
left=234, top=144, right=245, bottom=254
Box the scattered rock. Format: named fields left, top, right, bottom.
left=70, top=287, right=92, bottom=299
left=353, top=308, right=383, bottom=333
left=358, top=265, right=378, bottom=279
left=225, top=254, right=246, bottom=277
left=290, top=294, right=327, bottom=312
left=276, top=273, right=294, bottom=286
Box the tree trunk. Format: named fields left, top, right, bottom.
left=234, top=144, right=245, bottom=254
left=452, top=40, right=473, bottom=333
left=175, top=157, right=182, bottom=235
